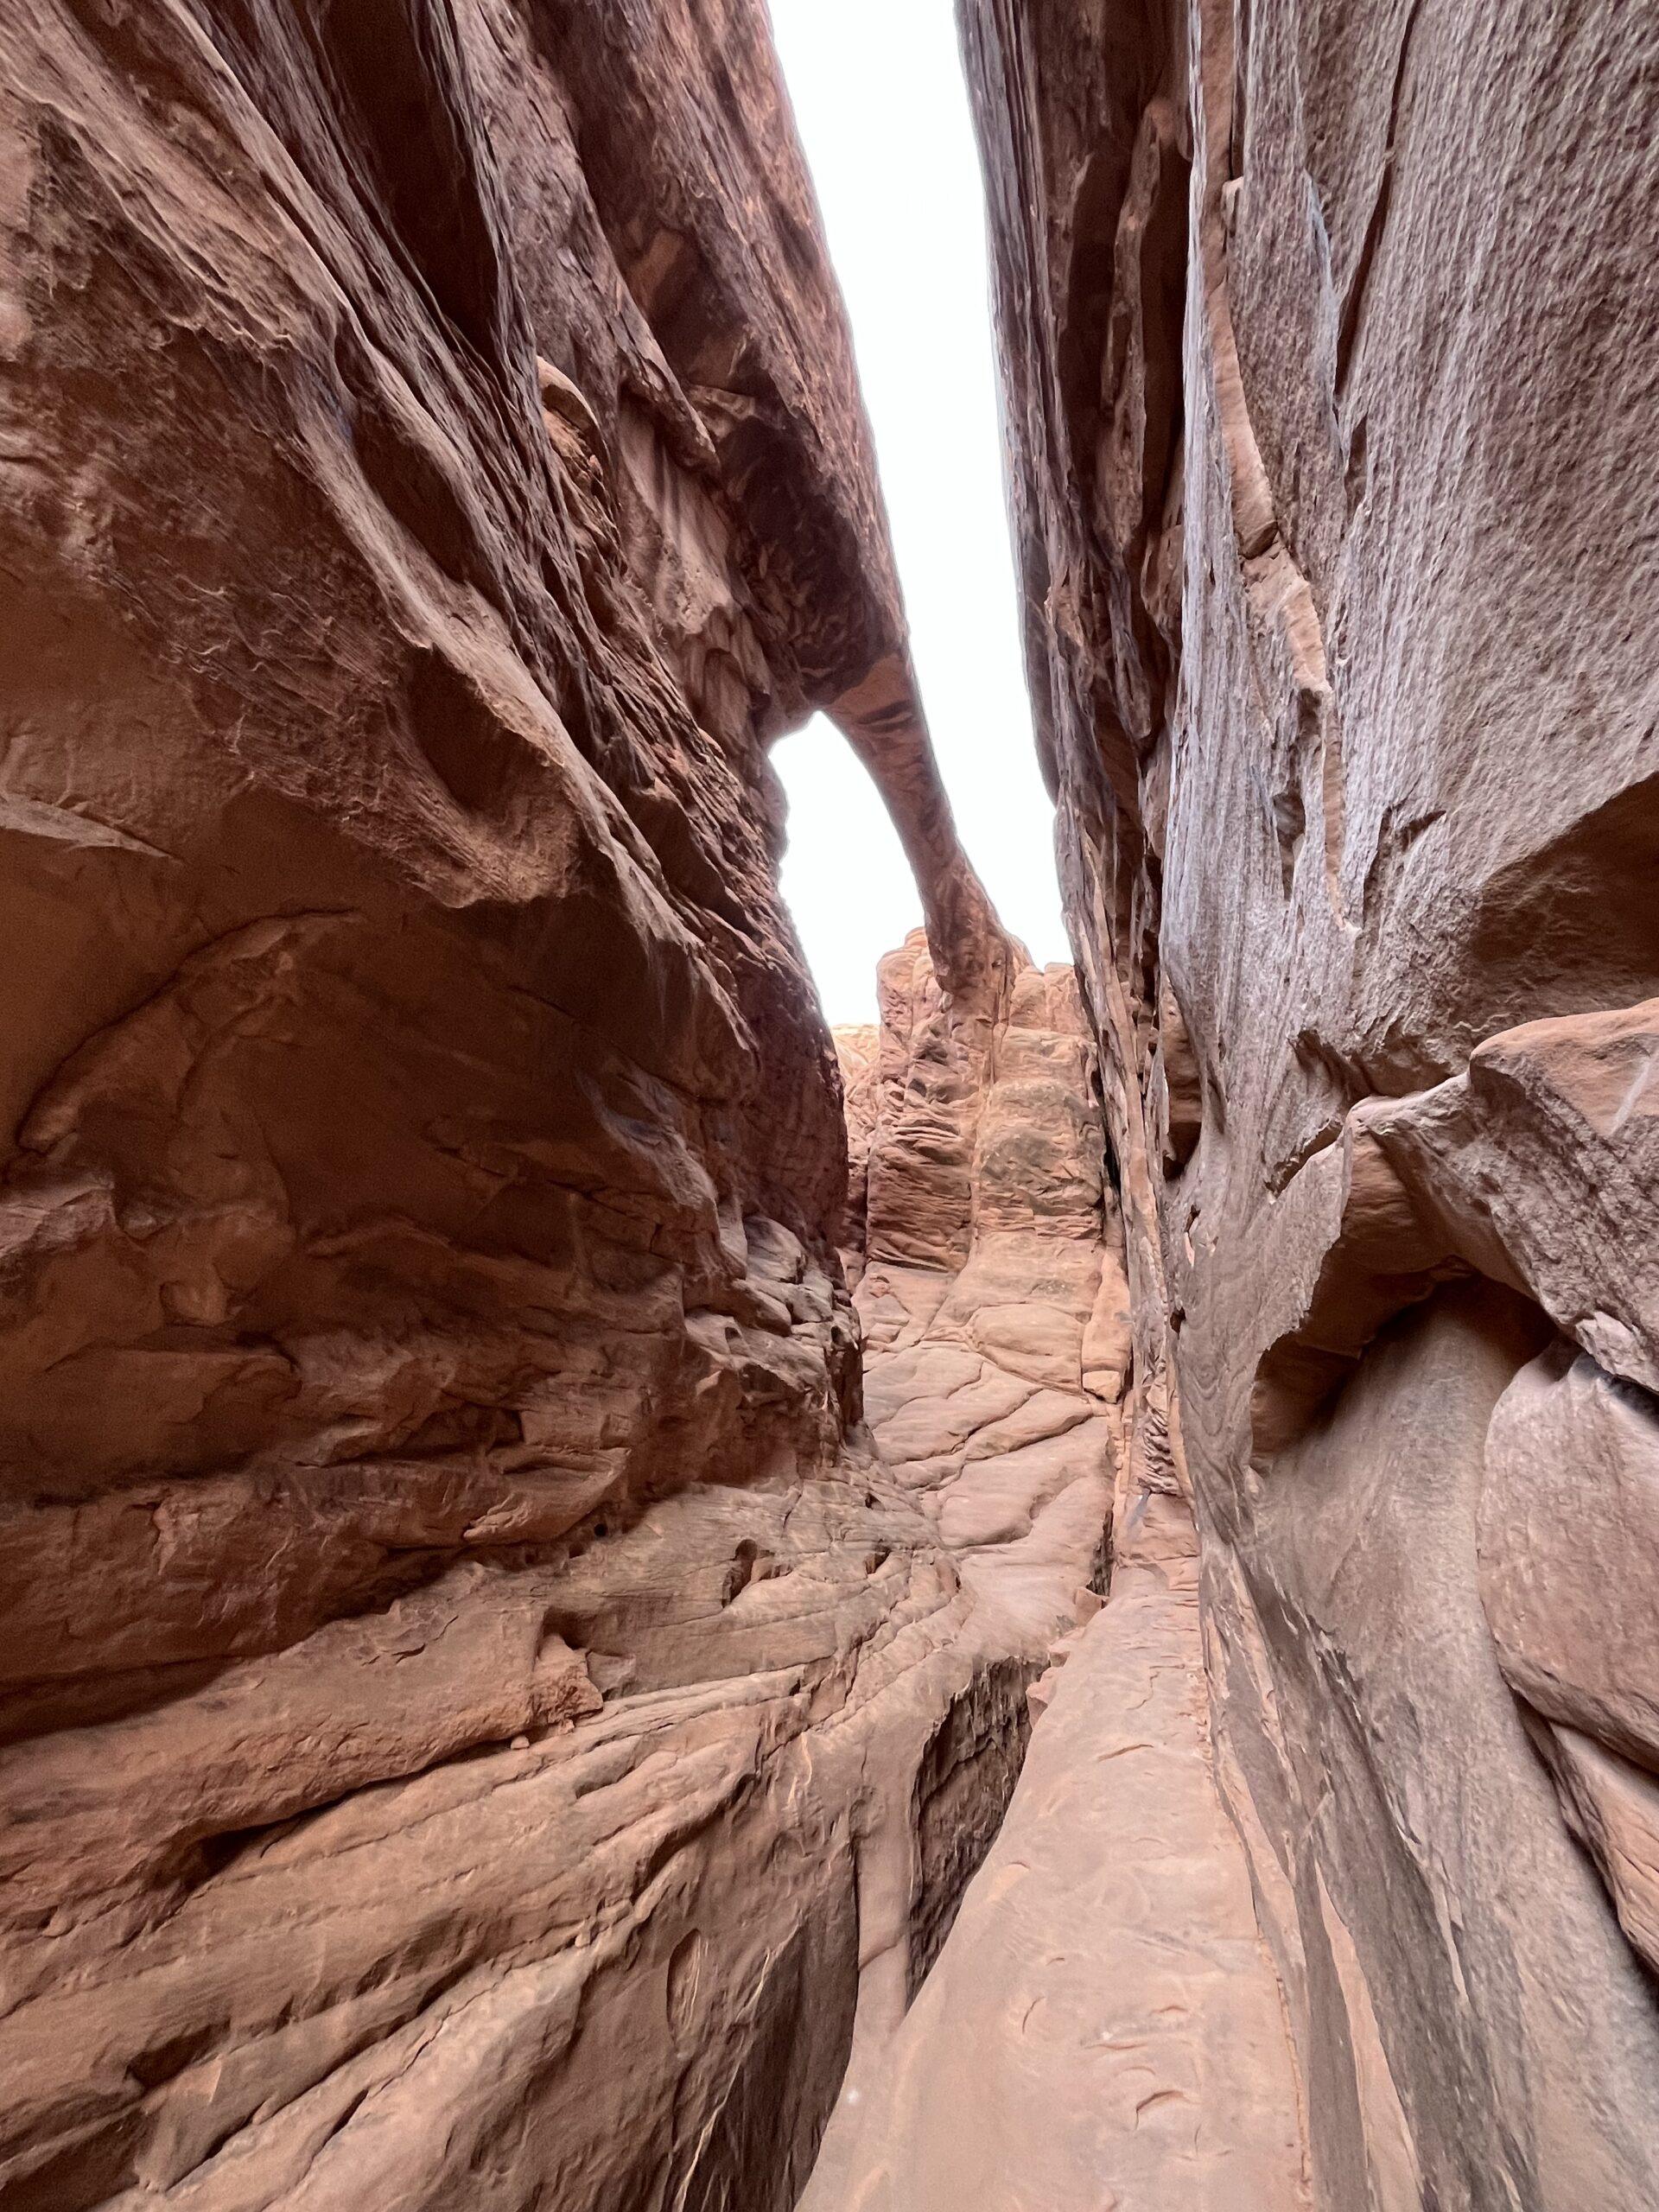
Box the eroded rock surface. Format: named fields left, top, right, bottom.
left=805, top=935, right=1127, bottom=2198
left=828, top=1, right=1659, bottom=2207
left=0, top=5, right=1023, bottom=2206
left=842, top=932, right=1120, bottom=1662
left=806, top=1495, right=1309, bottom=2212
left=12, top=0, right=1656, bottom=2202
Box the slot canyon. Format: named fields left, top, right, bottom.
left=0, top=1, right=1656, bottom=2208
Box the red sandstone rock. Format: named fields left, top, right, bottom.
left=804, top=1497, right=1309, bottom=2212
left=0, top=4, right=1017, bottom=2206
left=805, top=938, right=1121, bottom=2189
left=838, top=934, right=1116, bottom=1653
left=820, top=1, right=1659, bottom=2207
left=832, top=1021, right=879, bottom=1268
left=10, top=0, right=1653, bottom=2202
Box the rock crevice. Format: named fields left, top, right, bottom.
left=8, top=1, right=1659, bottom=2207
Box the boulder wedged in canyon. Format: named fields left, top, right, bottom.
left=0, top=5, right=1033, bottom=2207
left=821, top=0, right=1659, bottom=2207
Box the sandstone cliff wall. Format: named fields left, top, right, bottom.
left=823, top=3, right=1659, bottom=2207
left=0, top=6, right=1016, bottom=2205
left=10, top=3, right=1653, bottom=2204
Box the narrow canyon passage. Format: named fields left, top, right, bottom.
left=804, top=1491, right=1307, bottom=2212
left=804, top=939, right=1307, bottom=2210
left=2, top=2, right=1657, bottom=2210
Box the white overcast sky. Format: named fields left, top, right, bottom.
left=766, top=0, right=1070, bottom=1026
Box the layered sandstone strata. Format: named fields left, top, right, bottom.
left=843, top=932, right=1122, bottom=1673
left=805, top=934, right=1126, bottom=2200
left=7, top=0, right=1646, bottom=2202
left=0, top=5, right=1026, bottom=2207
left=822, top=2, right=1659, bottom=2207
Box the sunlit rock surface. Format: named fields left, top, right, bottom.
left=813, top=0, right=1659, bottom=2206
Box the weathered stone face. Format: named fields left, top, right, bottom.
left=0, top=5, right=1030, bottom=2205
left=855, top=0, right=1659, bottom=2205
left=804, top=936, right=1128, bottom=2201
left=837, top=935, right=1117, bottom=1650
left=12, top=0, right=1656, bottom=2202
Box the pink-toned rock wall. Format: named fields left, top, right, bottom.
left=0, top=5, right=1017, bottom=2206
left=805, top=935, right=1128, bottom=2199
left=831, top=1021, right=879, bottom=1264
left=894, top=0, right=1659, bottom=2205
left=839, top=935, right=1122, bottom=1657
left=12, top=0, right=1649, bottom=2201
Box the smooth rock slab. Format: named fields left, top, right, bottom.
left=803, top=1491, right=1309, bottom=2212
